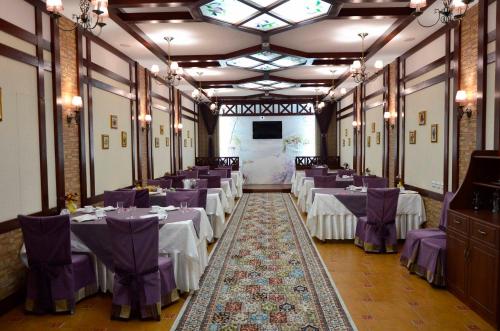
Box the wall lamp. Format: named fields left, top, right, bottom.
left=352, top=120, right=361, bottom=133
left=455, top=90, right=472, bottom=119
left=383, top=111, right=398, bottom=129
left=66, top=96, right=82, bottom=127
left=138, top=113, right=152, bottom=132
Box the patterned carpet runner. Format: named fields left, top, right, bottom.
left=174, top=193, right=356, bottom=330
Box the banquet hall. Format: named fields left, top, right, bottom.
left=0, top=0, right=499, bottom=330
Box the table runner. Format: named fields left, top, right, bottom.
left=312, top=188, right=367, bottom=218
left=71, top=208, right=201, bottom=270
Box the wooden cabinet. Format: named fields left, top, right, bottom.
left=447, top=151, right=500, bottom=329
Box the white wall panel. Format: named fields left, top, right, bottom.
left=90, top=42, right=130, bottom=80
left=182, top=118, right=196, bottom=169
left=152, top=103, right=172, bottom=178
left=364, top=105, right=384, bottom=177
left=486, top=62, right=496, bottom=149
left=339, top=115, right=354, bottom=169
left=406, top=35, right=446, bottom=75
left=44, top=71, right=57, bottom=209
left=0, top=0, right=35, bottom=33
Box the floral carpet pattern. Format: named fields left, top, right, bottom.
left=174, top=193, right=356, bottom=330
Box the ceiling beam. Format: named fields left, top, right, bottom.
left=171, top=45, right=263, bottom=62
left=335, top=7, right=414, bottom=19
left=116, top=11, right=198, bottom=23
left=200, top=77, right=333, bottom=88
left=269, top=45, right=361, bottom=60
left=108, top=0, right=198, bottom=8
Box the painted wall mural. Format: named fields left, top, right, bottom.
left=219, top=115, right=316, bottom=184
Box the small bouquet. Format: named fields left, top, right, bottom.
left=64, top=192, right=79, bottom=213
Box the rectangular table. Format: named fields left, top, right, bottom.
left=232, top=171, right=244, bottom=198
left=291, top=170, right=338, bottom=197
left=298, top=177, right=354, bottom=213
left=306, top=188, right=426, bottom=240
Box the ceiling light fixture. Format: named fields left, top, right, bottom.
left=191, top=72, right=212, bottom=104
left=350, top=33, right=383, bottom=84
left=315, top=88, right=325, bottom=114
left=209, top=90, right=219, bottom=115
left=410, top=0, right=472, bottom=27
left=150, top=37, right=184, bottom=87
left=46, top=0, right=108, bottom=33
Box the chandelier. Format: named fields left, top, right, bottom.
left=191, top=72, right=214, bottom=104
left=46, top=0, right=108, bottom=33
left=410, top=0, right=472, bottom=27
left=350, top=33, right=383, bottom=84
left=150, top=37, right=183, bottom=87
left=209, top=90, right=219, bottom=115
left=315, top=88, right=325, bottom=114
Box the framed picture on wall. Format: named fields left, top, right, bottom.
left=348, top=138, right=351, bottom=146
left=110, top=115, right=118, bottom=129
left=376, top=132, right=381, bottom=145
left=345, top=129, right=347, bottom=137
left=371, top=122, right=375, bottom=133
left=418, top=111, right=426, bottom=125
left=102, top=134, right=109, bottom=150
left=409, top=130, right=417, bottom=144
left=160, top=125, right=164, bottom=135
left=166, top=137, right=170, bottom=147
left=342, top=139, right=345, bottom=147
left=0, top=87, right=3, bottom=121
left=121, top=131, right=127, bottom=147
left=187, top=130, right=190, bottom=138
left=190, top=138, right=193, bottom=147
left=184, top=139, right=188, bottom=147
left=155, top=137, right=160, bottom=148
left=431, top=124, right=438, bottom=143
left=367, top=136, right=371, bottom=147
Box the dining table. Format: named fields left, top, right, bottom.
left=291, top=170, right=338, bottom=196
left=297, top=177, right=354, bottom=213
left=20, top=207, right=213, bottom=293
left=231, top=171, right=244, bottom=198
left=306, top=188, right=426, bottom=240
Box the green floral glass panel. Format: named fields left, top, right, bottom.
left=200, top=0, right=258, bottom=24
left=271, top=0, right=331, bottom=23
left=251, top=51, right=281, bottom=62
left=227, top=57, right=262, bottom=68
left=242, top=13, right=288, bottom=31
left=238, top=83, right=262, bottom=89
left=255, top=80, right=277, bottom=85
left=273, top=82, right=296, bottom=89
left=253, top=63, right=280, bottom=71
left=249, top=0, right=279, bottom=8
left=272, top=56, right=307, bottom=67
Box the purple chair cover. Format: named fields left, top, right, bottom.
left=118, top=189, right=150, bottom=208
left=313, top=176, right=337, bottom=188
left=178, top=170, right=198, bottom=179
left=337, top=169, right=355, bottom=177
left=353, top=175, right=376, bottom=187
left=414, top=237, right=447, bottom=286
left=362, top=177, right=388, bottom=188
left=354, top=188, right=400, bottom=253
left=215, top=167, right=232, bottom=178
left=104, top=190, right=136, bottom=208
left=194, top=166, right=210, bottom=175
left=208, top=169, right=229, bottom=178
left=19, top=214, right=97, bottom=313
left=165, top=191, right=200, bottom=208
left=400, top=192, right=454, bottom=270
left=148, top=179, right=172, bottom=189
left=199, top=175, right=221, bottom=188
left=163, top=175, right=186, bottom=189
left=305, top=168, right=328, bottom=177
left=106, top=217, right=177, bottom=320
left=195, top=179, right=208, bottom=189
left=170, top=189, right=207, bottom=209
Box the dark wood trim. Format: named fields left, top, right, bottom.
left=383, top=67, right=390, bottom=179
left=82, top=29, right=134, bottom=64
left=443, top=29, right=451, bottom=194
left=337, top=111, right=354, bottom=120
left=405, top=184, right=444, bottom=201
left=363, top=100, right=385, bottom=111
left=76, top=29, right=87, bottom=206
left=177, top=89, right=183, bottom=171
left=116, top=11, right=196, bottom=23
left=108, top=0, right=198, bottom=7
left=337, top=7, right=414, bottom=18
left=338, top=104, right=354, bottom=114
left=86, top=36, right=96, bottom=198
left=181, top=106, right=198, bottom=118
left=495, top=0, right=500, bottom=149
left=82, top=76, right=135, bottom=100
left=400, top=23, right=454, bottom=61
left=129, top=62, right=136, bottom=185
left=401, top=58, right=406, bottom=182
left=402, top=56, right=446, bottom=83
left=134, top=62, right=143, bottom=181
left=181, top=114, right=198, bottom=122
left=0, top=17, right=50, bottom=50
left=401, top=73, right=448, bottom=96
left=393, top=57, right=401, bottom=185
left=151, top=91, right=171, bottom=105
left=452, top=26, right=461, bottom=191
left=146, top=71, right=153, bottom=178
left=169, top=86, right=175, bottom=174
left=487, top=52, right=495, bottom=64
left=0, top=43, right=40, bottom=67
left=83, top=59, right=131, bottom=86
left=477, top=0, right=488, bottom=150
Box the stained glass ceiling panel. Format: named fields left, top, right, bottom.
left=272, top=56, right=307, bottom=67
left=226, top=57, right=262, bottom=68
left=250, top=0, right=280, bottom=7
left=273, top=82, right=296, bottom=88
left=253, top=63, right=280, bottom=71
left=255, top=80, right=277, bottom=85
left=251, top=51, right=281, bottom=62
left=200, top=0, right=258, bottom=24
left=242, top=13, right=288, bottom=31
left=258, top=86, right=276, bottom=90
left=271, top=0, right=331, bottom=23
left=238, top=83, right=262, bottom=89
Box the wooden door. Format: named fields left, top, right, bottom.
left=447, top=230, right=468, bottom=299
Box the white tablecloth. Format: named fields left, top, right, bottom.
left=207, top=193, right=225, bottom=238
left=20, top=208, right=213, bottom=293
left=221, top=181, right=235, bottom=213
left=298, top=178, right=314, bottom=212
left=306, top=193, right=426, bottom=240
left=232, top=171, right=244, bottom=198
left=291, top=171, right=305, bottom=196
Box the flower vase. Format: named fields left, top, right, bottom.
left=66, top=201, right=77, bottom=214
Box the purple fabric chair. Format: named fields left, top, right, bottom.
left=414, top=237, right=447, bottom=286
left=199, top=175, right=221, bottom=188
left=174, top=189, right=208, bottom=209
left=337, top=169, right=355, bottom=177
left=178, top=170, right=198, bottom=179
left=305, top=168, right=328, bottom=177
left=194, top=166, right=210, bottom=175
left=163, top=175, right=186, bottom=189
left=195, top=179, right=208, bottom=189
left=400, top=192, right=454, bottom=271
left=353, top=175, right=376, bottom=187
left=147, top=179, right=172, bottom=189
left=208, top=169, right=228, bottom=178
left=215, top=167, right=232, bottom=178
left=165, top=190, right=200, bottom=208
left=354, top=188, right=400, bottom=253
left=118, top=189, right=150, bottom=208
left=362, top=177, right=388, bottom=188
left=19, top=214, right=97, bottom=314
left=104, top=190, right=136, bottom=208
left=313, top=176, right=337, bottom=188
left=106, top=217, right=178, bottom=320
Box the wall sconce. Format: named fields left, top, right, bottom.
left=455, top=90, right=472, bottom=119
left=352, top=120, right=361, bottom=133
left=66, top=96, right=82, bottom=126
left=138, top=113, right=151, bottom=132
left=384, top=111, right=398, bottom=129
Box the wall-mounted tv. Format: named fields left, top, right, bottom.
left=253, top=121, right=282, bottom=139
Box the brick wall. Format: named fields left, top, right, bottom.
left=137, top=65, right=148, bottom=183
left=0, top=230, right=24, bottom=301
left=387, top=62, right=398, bottom=187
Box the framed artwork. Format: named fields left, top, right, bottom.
left=187, top=130, right=190, bottom=138
left=431, top=124, right=438, bottom=143
left=418, top=111, right=426, bottom=125
left=342, top=139, right=345, bottom=147
left=0, top=87, right=3, bottom=122
left=348, top=138, right=351, bottom=146
left=184, top=139, right=188, bottom=147
left=367, top=136, right=371, bottom=147
left=110, top=115, right=118, bottom=129
left=345, top=128, right=347, bottom=137
left=166, top=137, right=170, bottom=147
left=371, top=122, right=375, bottom=133
left=160, top=125, right=164, bottom=135
left=376, top=132, right=381, bottom=145
left=409, top=130, right=417, bottom=144
left=190, top=138, right=193, bottom=147
left=101, top=134, right=109, bottom=150
left=121, top=131, right=127, bottom=147
left=155, top=137, right=160, bottom=148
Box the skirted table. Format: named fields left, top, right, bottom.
left=306, top=188, right=426, bottom=240
left=298, top=177, right=354, bottom=213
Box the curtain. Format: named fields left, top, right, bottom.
left=315, top=103, right=335, bottom=160
left=200, top=104, right=219, bottom=158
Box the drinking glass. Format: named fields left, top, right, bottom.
left=180, top=201, right=188, bottom=212
left=116, top=201, right=124, bottom=213
left=95, top=209, right=105, bottom=220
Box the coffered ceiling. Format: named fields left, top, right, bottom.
left=58, top=0, right=456, bottom=100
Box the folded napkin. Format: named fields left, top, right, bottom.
left=165, top=205, right=178, bottom=211
left=72, top=214, right=97, bottom=223
left=140, top=214, right=158, bottom=219
left=99, top=206, right=117, bottom=211
left=400, top=190, right=418, bottom=194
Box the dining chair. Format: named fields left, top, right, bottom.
left=313, top=176, right=337, bottom=188
left=103, top=190, right=136, bottom=208
left=148, top=179, right=172, bottom=189
left=305, top=168, right=328, bottom=177
left=199, top=175, right=221, bottom=188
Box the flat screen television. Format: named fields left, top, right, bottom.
left=253, top=121, right=282, bottom=139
